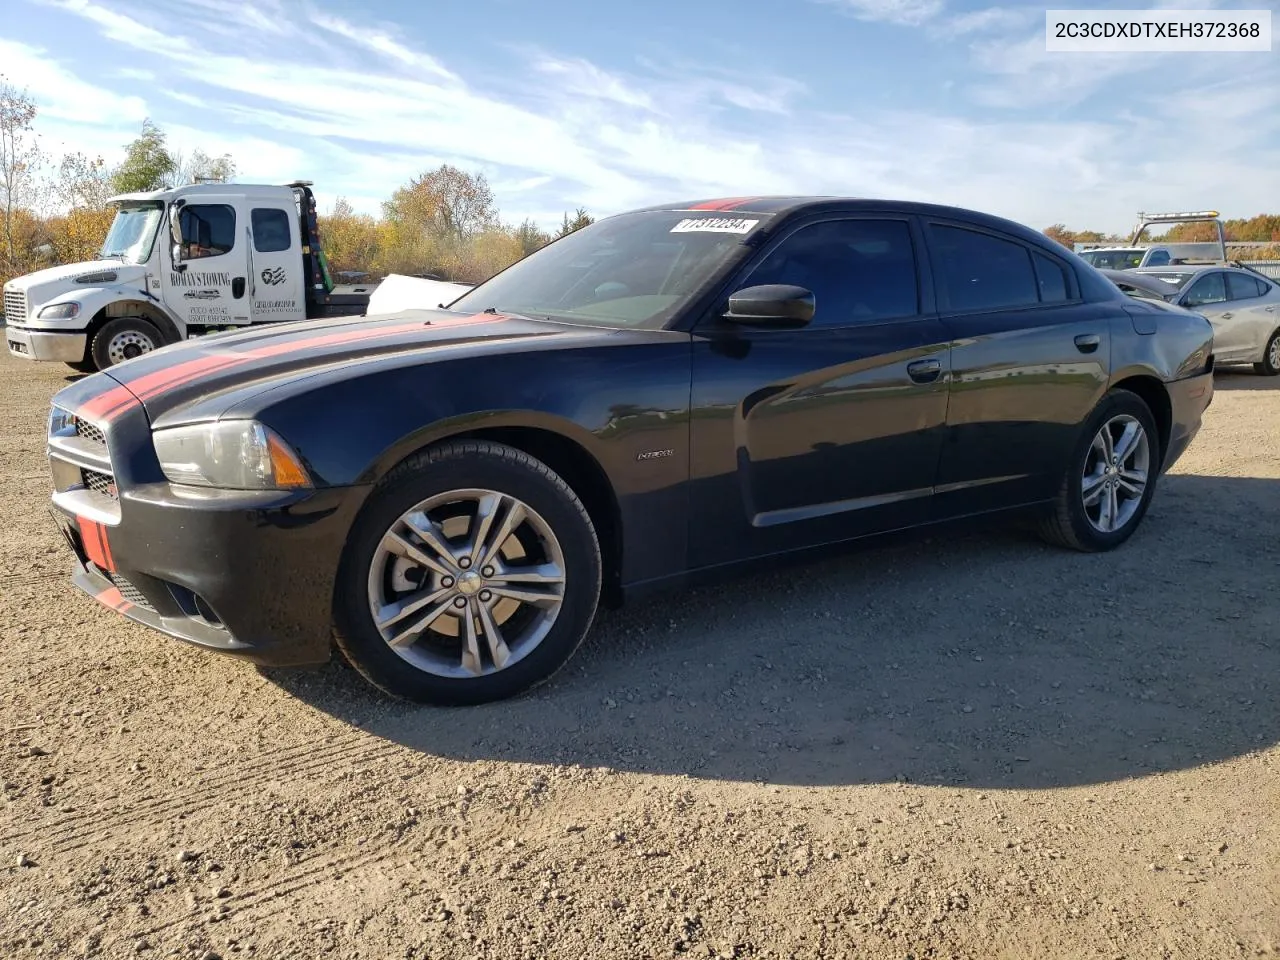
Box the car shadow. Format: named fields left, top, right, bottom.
left=1214, top=369, right=1275, bottom=390
left=266, top=472, right=1280, bottom=790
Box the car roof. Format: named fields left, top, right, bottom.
left=621, top=196, right=1064, bottom=251
left=1134, top=265, right=1231, bottom=277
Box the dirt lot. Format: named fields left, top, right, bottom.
left=1, top=349, right=1277, bottom=960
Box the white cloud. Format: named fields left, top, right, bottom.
left=309, top=10, right=459, bottom=82
left=817, top=0, right=945, bottom=27
left=0, top=37, right=147, bottom=129
left=15, top=0, right=1280, bottom=235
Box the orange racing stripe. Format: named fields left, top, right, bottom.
left=94, top=585, right=133, bottom=614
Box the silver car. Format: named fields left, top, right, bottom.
left=1131, top=266, right=1280, bottom=375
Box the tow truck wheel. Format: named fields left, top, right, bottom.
left=333, top=440, right=603, bottom=706
left=91, top=317, right=162, bottom=370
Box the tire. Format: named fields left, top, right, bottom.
left=90, top=317, right=163, bottom=370
left=333, top=440, right=602, bottom=705
left=65, top=359, right=97, bottom=374
left=1253, top=329, right=1280, bottom=376
left=1037, top=388, right=1161, bottom=552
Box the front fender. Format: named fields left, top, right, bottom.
left=361, top=407, right=609, bottom=484
left=237, top=341, right=695, bottom=586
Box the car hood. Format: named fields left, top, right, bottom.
left=5, top=259, right=146, bottom=294
left=67, top=308, right=612, bottom=425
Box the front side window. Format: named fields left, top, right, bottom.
left=742, top=219, right=919, bottom=327
left=931, top=224, right=1038, bottom=312
left=1183, top=272, right=1227, bottom=306
left=179, top=204, right=236, bottom=260
left=251, top=208, right=292, bottom=253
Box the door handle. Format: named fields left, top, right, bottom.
left=1074, top=334, right=1100, bottom=354
left=906, top=358, right=941, bottom=384
left=232, top=277, right=246, bottom=299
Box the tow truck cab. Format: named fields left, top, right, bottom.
left=3, top=181, right=369, bottom=371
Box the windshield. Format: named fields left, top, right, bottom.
left=99, top=204, right=163, bottom=264
left=1135, top=271, right=1197, bottom=290
left=1080, top=249, right=1144, bottom=270
left=449, top=210, right=769, bottom=329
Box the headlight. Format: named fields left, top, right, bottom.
left=38, top=302, right=80, bottom=320
left=48, top=405, right=78, bottom=438
left=152, top=421, right=311, bottom=490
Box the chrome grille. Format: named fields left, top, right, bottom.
left=3, top=289, right=27, bottom=323
left=104, top=571, right=154, bottom=612
left=75, top=419, right=106, bottom=446
left=82, top=468, right=118, bottom=501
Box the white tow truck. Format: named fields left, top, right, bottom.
left=1074, top=210, right=1228, bottom=271
left=3, top=181, right=372, bottom=371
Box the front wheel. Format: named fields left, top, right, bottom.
left=333, top=440, right=602, bottom=705
left=1254, top=329, right=1280, bottom=376
left=1038, top=389, right=1160, bottom=552
left=90, top=317, right=163, bottom=370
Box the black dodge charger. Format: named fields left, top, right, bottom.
left=46, top=197, right=1215, bottom=705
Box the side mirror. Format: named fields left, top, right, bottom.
left=168, top=205, right=185, bottom=262
left=724, top=284, right=814, bottom=328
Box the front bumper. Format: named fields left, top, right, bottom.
left=7, top=325, right=87, bottom=362
left=1162, top=369, right=1213, bottom=473
left=50, top=481, right=369, bottom=667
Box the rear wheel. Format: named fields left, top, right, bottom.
left=1038, top=389, right=1160, bottom=552
left=1254, top=329, right=1280, bottom=376
left=333, top=440, right=602, bottom=705
left=90, top=317, right=162, bottom=370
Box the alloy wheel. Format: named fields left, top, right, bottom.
left=366, top=488, right=566, bottom=678
left=1081, top=414, right=1150, bottom=534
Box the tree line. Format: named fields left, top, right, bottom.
left=1043, top=219, right=1280, bottom=257
left=317, top=166, right=594, bottom=284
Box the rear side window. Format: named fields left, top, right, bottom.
left=1226, top=273, right=1266, bottom=301
left=1032, top=251, right=1069, bottom=303
left=931, top=225, right=1039, bottom=312
left=744, top=219, right=919, bottom=327
left=178, top=204, right=235, bottom=259
left=251, top=208, right=292, bottom=253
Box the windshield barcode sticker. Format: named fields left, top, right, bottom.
left=671, top=217, right=760, bottom=234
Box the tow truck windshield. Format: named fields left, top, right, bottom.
left=99, top=205, right=163, bottom=264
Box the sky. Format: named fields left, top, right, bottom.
left=3, top=0, right=1278, bottom=235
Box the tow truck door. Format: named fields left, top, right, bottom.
left=246, top=202, right=306, bottom=324
left=162, top=196, right=253, bottom=331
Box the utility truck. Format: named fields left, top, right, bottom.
left=3, top=181, right=371, bottom=371
left=1074, top=210, right=1228, bottom=271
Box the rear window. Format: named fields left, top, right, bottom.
left=931, top=225, right=1039, bottom=312
left=1227, top=273, right=1267, bottom=300
left=251, top=208, right=292, bottom=253
left=1032, top=251, right=1069, bottom=303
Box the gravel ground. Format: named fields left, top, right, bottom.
left=1, top=350, right=1277, bottom=960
